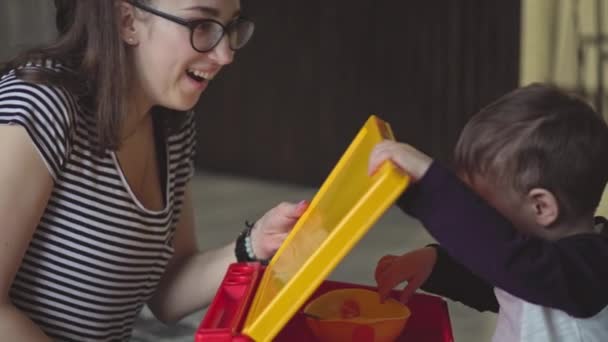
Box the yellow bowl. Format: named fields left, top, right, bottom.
left=303, top=288, right=411, bottom=342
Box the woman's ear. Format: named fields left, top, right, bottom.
left=528, top=188, right=559, bottom=227
left=119, top=2, right=138, bottom=45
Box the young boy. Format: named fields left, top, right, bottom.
left=369, top=84, right=608, bottom=341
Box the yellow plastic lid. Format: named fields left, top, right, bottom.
left=242, top=115, right=410, bottom=341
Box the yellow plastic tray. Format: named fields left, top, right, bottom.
left=242, top=115, right=410, bottom=341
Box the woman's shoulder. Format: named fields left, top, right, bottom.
left=0, top=60, right=81, bottom=128
left=0, top=60, right=81, bottom=179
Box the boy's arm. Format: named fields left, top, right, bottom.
left=422, top=244, right=498, bottom=313
left=399, top=161, right=608, bottom=318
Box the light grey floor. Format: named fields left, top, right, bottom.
left=132, top=171, right=497, bottom=341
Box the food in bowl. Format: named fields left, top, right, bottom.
left=303, top=288, right=411, bottom=342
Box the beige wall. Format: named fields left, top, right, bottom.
left=521, top=0, right=608, bottom=116
left=520, top=0, right=555, bottom=85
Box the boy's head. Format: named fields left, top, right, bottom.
left=453, top=83, right=608, bottom=239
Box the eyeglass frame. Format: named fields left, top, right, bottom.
left=125, top=0, right=255, bottom=53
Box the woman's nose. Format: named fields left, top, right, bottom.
left=207, top=35, right=234, bottom=65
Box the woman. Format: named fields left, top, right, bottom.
left=0, top=0, right=307, bottom=340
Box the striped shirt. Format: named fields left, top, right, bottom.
left=0, top=65, right=196, bottom=341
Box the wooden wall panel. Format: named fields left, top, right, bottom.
left=195, top=1, right=521, bottom=186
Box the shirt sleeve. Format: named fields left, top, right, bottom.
left=398, top=161, right=608, bottom=318
left=421, top=244, right=499, bottom=313
left=0, top=72, right=75, bottom=181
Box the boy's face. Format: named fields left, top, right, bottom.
left=461, top=173, right=542, bottom=236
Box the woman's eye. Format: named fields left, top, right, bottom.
left=194, top=21, right=219, bottom=34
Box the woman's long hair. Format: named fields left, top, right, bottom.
left=1, top=0, right=164, bottom=150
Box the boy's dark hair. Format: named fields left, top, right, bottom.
left=454, top=83, right=608, bottom=222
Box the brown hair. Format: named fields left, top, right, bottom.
left=0, top=0, right=178, bottom=150
left=454, top=83, right=608, bottom=222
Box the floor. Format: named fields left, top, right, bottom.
left=131, top=171, right=497, bottom=341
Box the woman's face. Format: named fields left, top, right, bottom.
left=127, top=0, right=242, bottom=111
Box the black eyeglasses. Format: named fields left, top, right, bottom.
left=126, top=1, right=255, bottom=53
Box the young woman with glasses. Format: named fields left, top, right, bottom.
left=0, top=1, right=308, bottom=340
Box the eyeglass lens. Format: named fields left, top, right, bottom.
left=192, top=19, right=254, bottom=52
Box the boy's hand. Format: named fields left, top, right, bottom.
left=375, top=247, right=437, bottom=303
left=368, top=141, right=433, bottom=181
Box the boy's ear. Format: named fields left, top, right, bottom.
left=527, top=188, right=559, bottom=227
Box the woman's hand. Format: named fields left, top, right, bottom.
left=375, top=247, right=437, bottom=303
left=249, top=200, right=309, bottom=260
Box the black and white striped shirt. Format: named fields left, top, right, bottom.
left=0, top=65, right=196, bottom=341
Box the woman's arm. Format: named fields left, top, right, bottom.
left=0, top=126, right=55, bottom=341
left=147, top=185, right=307, bottom=323
left=146, top=185, right=237, bottom=323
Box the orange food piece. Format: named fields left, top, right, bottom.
left=340, top=299, right=361, bottom=319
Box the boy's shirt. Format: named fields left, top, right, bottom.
left=396, top=161, right=608, bottom=319
left=421, top=243, right=608, bottom=341
left=493, top=287, right=608, bottom=342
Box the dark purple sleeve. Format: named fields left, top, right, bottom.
left=421, top=244, right=499, bottom=313
left=398, top=162, right=608, bottom=318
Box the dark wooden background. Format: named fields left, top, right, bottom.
left=194, top=1, right=521, bottom=186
